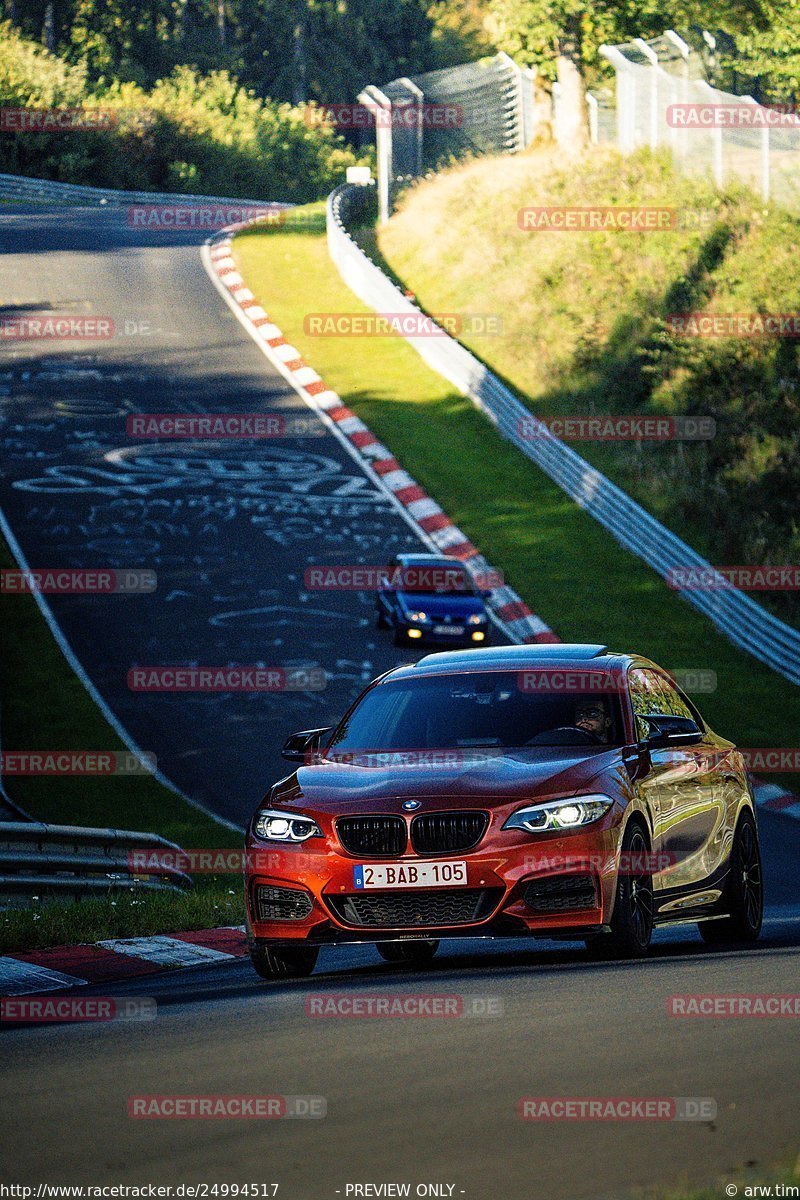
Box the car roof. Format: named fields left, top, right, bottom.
left=383, top=643, right=629, bottom=681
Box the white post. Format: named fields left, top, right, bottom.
left=358, top=86, right=393, bottom=223
left=521, top=65, right=537, bottom=146
left=586, top=91, right=599, bottom=144
left=634, top=38, right=660, bottom=150
left=398, top=77, right=424, bottom=177
left=664, top=30, right=691, bottom=158
left=698, top=80, right=724, bottom=187
left=551, top=79, right=562, bottom=146
left=497, top=51, right=526, bottom=152
left=601, top=45, right=637, bottom=154
left=743, top=95, right=771, bottom=203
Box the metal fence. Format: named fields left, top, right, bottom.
left=328, top=182, right=800, bottom=686
left=601, top=31, right=800, bottom=211
left=0, top=172, right=291, bottom=210
left=358, top=53, right=538, bottom=222
left=0, top=821, right=192, bottom=908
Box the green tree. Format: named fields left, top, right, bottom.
left=487, top=0, right=775, bottom=149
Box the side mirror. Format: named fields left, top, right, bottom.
left=645, top=715, right=703, bottom=750
left=281, top=726, right=334, bottom=763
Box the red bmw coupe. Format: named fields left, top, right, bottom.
left=244, top=644, right=762, bottom=978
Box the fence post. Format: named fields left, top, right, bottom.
left=601, top=46, right=636, bottom=153
left=497, top=51, right=526, bottom=152
left=586, top=92, right=599, bottom=144
left=634, top=37, right=660, bottom=149
left=358, top=85, right=393, bottom=223
left=521, top=66, right=537, bottom=146
left=742, top=95, right=771, bottom=203
left=664, top=30, right=691, bottom=158
left=698, top=80, right=724, bottom=187
left=398, top=77, right=424, bottom=177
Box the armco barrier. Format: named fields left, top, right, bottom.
left=327, top=182, right=800, bottom=686
left=0, top=171, right=290, bottom=211
left=0, top=822, right=192, bottom=908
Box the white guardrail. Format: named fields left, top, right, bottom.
left=327, top=182, right=800, bottom=686
left=0, top=171, right=290, bottom=210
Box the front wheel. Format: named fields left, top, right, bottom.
left=249, top=943, right=319, bottom=980
left=586, top=823, right=653, bottom=960
left=377, top=939, right=439, bottom=966
left=699, top=810, right=763, bottom=945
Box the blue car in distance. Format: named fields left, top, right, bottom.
left=375, top=553, right=493, bottom=648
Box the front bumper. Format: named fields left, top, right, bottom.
left=398, top=623, right=490, bottom=647
left=244, top=819, right=620, bottom=945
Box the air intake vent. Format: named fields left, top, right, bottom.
left=327, top=888, right=500, bottom=928
left=254, top=884, right=313, bottom=921
left=523, top=874, right=597, bottom=913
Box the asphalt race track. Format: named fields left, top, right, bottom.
left=1, top=202, right=799, bottom=1200
left=2, top=817, right=799, bottom=1198
left=0, top=203, right=479, bottom=825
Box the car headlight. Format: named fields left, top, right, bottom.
left=467, top=614, right=486, bottom=625
left=503, top=794, right=613, bottom=833
left=254, top=809, right=323, bottom=842
left=407, top=611, right=429, bottom=622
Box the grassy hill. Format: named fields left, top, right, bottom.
left=371, top=147, right=800, bottom=627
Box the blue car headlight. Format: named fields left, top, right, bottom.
left=467, top=614, right=486, bottom=625
left=254, top=809, right=323, bottom=842
left=406, top=611, right=430, bottom=623
left=503, top=794, right=613, bottom=833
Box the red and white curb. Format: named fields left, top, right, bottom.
left=202, top=227, right=558, bottom=646
left=752, top=780, right=800, bottom=820
left=0, top=927, right=247, bottom=997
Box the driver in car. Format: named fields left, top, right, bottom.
left=574, top=699, right=612, bottom=744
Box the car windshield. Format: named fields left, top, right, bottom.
left=327, top=670, right=624, bottom=752
left=388, top=564, right=476, bottom=597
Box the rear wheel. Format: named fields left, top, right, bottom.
left=699, top=810, right=763, bottom=945
left=586, top=823, right=653, bottom=959
left=249, top=943, right=319, bottom=980
left=376, top=939, right=439, bottom=966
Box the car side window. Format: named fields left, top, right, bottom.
left=629, top=669, right=661, bottom=741
left=651, top=674, right=695, bottom=721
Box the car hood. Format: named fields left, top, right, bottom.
left=396, top=593, right=485, bottom=618
left=271, top=747, right=626, bottom=814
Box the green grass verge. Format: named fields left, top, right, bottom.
left=0, top=878, right=243, bottom=955
left=1, top=534, right=243, bottom=952
left=234, top=205, right=800, bottom=793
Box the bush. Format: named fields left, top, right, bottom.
left=0, top=23, right=367, bottom=201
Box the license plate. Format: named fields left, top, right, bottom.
left=353, top=860, right=467, bottom=889
left=433, top=624, right=464, bottom=635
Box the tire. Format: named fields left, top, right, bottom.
left=392, top=627, right=407, bottom=647
left=376, top=939, right=439, bottom=966
left=248, top=943, right=319, bottom=980
left=586, top=822, right=654, bottom=960
left=375, top=607, right=389, bottom=629
left=699, top=809, right=763, bottom=945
